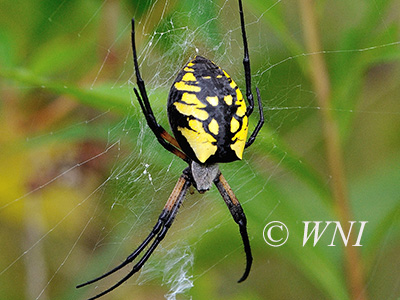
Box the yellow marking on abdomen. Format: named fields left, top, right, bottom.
left=223, top=70, right=231, bottom=79
left=230, top=117, right=240, bottom=133
left=208, top=119, right=219, bottom=135
left=182, top=93, right=205, bottom=106
left=236, top=102, right=246, bottom=117
left=224, top=95, right=233, bottom=106
left=206, top=96, right=219, bottom=106
left=174, top=81, right=201, bottom=92
left=182, top=72, right=196, bottom=82
left=235, top=89, right=246, bottom=117
left=230, top=115, right=248, bottom=159
left=178, top=119, right=217, bottom=163
left=174, top=102, right=209, bottom=121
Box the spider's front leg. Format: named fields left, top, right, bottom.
left=214, top=172, right=253, bottom=282
left=77, top=170, right=191, bottom=300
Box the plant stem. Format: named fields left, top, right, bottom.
left=298, top=1, right=367, bottom=299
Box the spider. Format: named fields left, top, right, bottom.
left=77, top=0, right=264, bottom=298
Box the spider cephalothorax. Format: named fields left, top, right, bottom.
left=77, top=0, right=264, bottom=299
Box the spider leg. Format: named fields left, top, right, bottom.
left=238, top=0, right=254, bottom=116
left=213, top=172, right=253, bottom=283
left=238, top=0, right=264, bottom=148
left=245, top=87, right=264, bottom=148
left=77, top=172, right=191, bottom=300
left=131, top=19, right=189, bottom=163
left=133, top=88, right=188, bottom=161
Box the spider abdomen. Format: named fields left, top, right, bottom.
left=167, top=56, right=248, bottom=164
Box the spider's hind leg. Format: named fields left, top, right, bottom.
left=237, top=0, right=264, bottom=149
left=131, top=19, right=189, bottom=163
left=245, top=87, right=264, bottom=148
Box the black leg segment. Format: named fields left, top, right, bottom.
left=214, top=172, right=253, bottom=282
left=131, top=19, right=189, bottom=162
left=77, top=173, right=191, bottom=299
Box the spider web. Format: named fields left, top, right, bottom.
left=1, top=0, right=400, bottom=299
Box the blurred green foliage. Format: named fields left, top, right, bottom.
left=0, top=0, right=399, bottom=299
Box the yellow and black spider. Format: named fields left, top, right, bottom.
left=77, top=0, right=263, bottom=298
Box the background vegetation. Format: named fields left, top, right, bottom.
left=0, top=0, right=399, bottom=299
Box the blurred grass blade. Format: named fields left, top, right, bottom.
left=1, top=68, right=132, bottom=113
